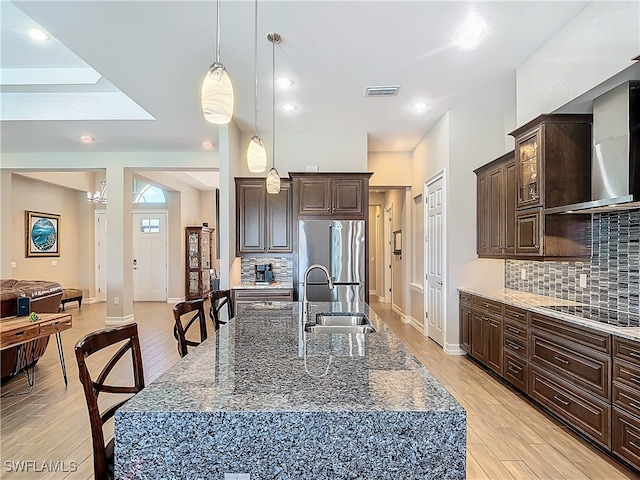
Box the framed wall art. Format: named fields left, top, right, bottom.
left=26, top=211, right=60, bottom=257
left=393, top=230, right=402, bottom=255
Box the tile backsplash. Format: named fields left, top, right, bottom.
left=240, top=256, right=293, bottom=283
left=505, top=210, right=639, bottom=313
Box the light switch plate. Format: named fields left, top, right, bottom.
left=11, top=262, right=16, bottom=268
left=579, top=274, right=587, bottom=288
left=51, top=260, right=58, bottom=266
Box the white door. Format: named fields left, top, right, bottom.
left=425, top=174, right=445, bottom=347
left=132, top=213, right=167, bottom=301
left=96, top=212, right=107, bottom=302
left=384, top=205, right=393, bottom=304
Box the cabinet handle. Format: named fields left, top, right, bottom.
left=629, top=402, right=640, bottom=411
left=483, top=303, right=491, bottom=308
left=628, top=351, right=640, bottom=360
left=508, top=365, right=522, bottom=374
left=630, top=375, right=640, bottom=385
left=629, top=441, right=640, bottom=451
left=506, top=340, right=521, bottom=350
left=553, top=395, right=570, bottom=407
left=507, top=326, right=521, bottom=334
left=14, top=331, right=26, bottom=336
left=554, top=356, right=570, bottom=365
left=327, top=207, right=330, bottom=211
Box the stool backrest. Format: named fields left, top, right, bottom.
left=208, top=289, right=234, bottom=330
left=173, top=298, right=208, bottom=357
left=75, top=323, right=144, bottom=480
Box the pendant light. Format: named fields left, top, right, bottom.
left=201, top=0, right=234, bottom=124
left=247, top=0, right=267, bottom=172
left=266, top=32, right=281, bottom=194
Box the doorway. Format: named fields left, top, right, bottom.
left=425, top=172, right=446, bottom=347
left=132, top=212, right=167, bottom=301
left=384, top=204, right=393, bottom=304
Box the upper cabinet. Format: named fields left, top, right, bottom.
left=511, top=114, right=592, bottom=211
left=235, top=178, right=293, bottom=255
left=290, top=172, right=373, bottom=219
left=475, top=151, right=516, bottom=257
left=475, top=114, right=593, bottom=259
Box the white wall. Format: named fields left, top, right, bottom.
left=368, top=152, right=412, bottom=187
left=516, top=1, right=639, bottom=124
left=237, top=130, right=368, bottom=177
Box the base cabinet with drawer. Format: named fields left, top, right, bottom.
left=233, top=288, right=293, bottom=316
left=612, top=336, right=640, bottom=469
left=459, top=291, right=640, bottom=472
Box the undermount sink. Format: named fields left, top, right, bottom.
left=304, top=312, right=376, bottom=334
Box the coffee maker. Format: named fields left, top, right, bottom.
left=255, top=264, right=274, bottom=283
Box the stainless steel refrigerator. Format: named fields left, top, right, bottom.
left=298, top=219, right=366, bottom=302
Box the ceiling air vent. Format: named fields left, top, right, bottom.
left=363, top=85, right=400, bottom=97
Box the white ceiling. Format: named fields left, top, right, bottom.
left=1, top=0, right=590, bottom=159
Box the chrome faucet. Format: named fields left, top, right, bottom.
left=302, top=264, right=334, bottom=322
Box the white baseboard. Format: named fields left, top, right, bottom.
left=167, top=297, right=185, bottom=304
left=408, top=316, right=424, bottom=333
left=392, top=303, right=404, bottom=318
left=369, top=289, right=377, bottom=296
left=84, top=296, right=99, bottom=304
left=377, top=295, right=385, bottom=303
left=444, top=342, right=466, bottom=355
left=105, top=313, right=135, bottom=326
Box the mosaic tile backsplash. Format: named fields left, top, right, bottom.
left=505, top=210, right=640, bottom=313
left=240, top=256, right=293, bottom=282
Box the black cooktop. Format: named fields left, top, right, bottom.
left=540, top=305, right=640, bottom=328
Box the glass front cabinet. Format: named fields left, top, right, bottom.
left=185, top=226, right=214, bottom=299
left=516, top=129, right=541, bottom=208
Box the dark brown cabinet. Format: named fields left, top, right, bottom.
left=459, top=292, right=640, bottom=469
left=475, top=152, right=516, bottom=257
left=290, top=173, right=372, bottom=219
left=475, top=114, right=593, bottom=259
left=236, top=178, right=292, bottom=255
left=511, top=114, right=592, bottom=211
left=185, top=226, right=214, bottom=300
left=463, top=295, right=503, bottom=376
left=612, top=337, right=640, bottom=470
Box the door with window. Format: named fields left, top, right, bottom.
left=133, top=213, right=167, bottom=301
left=425, top=174, right=445, bottom=347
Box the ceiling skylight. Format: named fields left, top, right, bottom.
left=0, top=2, right=154, bottom=122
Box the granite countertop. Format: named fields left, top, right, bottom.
left=231, top=281, right=294, bottom=289
left=459, top=287, right=640, bottom=342
left=120, top=301, right=462, bottom=414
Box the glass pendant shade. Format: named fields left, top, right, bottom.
left=201, top=63, right=234, bottom=124
left=247, top=136, right=267, bottom=173
left=266, top=167, right=281, bottom=194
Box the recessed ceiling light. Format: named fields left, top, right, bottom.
left=411, top=101, right=429, bottom=112
left=28, top=28, right=50, bottom=42
left=276, top=77, right=293, bottom=89
left=281, top=103, right=297, bottom=112
left=454, top=13, right=489, bottom=51
left=202, top=141, right=213, bottom=149
left=80, top=135, right=94, bottom=143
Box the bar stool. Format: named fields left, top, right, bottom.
left=209, top=290, right=234, bottom=331
left=172, top=298, right=208, bottom=357
left=75, top=323, right=145, bottom=480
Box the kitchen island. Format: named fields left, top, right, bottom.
left=115, top=302, right=465, bottom=479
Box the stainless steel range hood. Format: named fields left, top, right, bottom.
left=545, top=80, right=640, bottom=214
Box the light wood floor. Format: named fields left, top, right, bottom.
left=0, top=301, right=637, bottom=479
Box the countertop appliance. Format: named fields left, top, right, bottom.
left=298, top=219, right=365, bottom=302
left=255, top=264, right=273, bottom=283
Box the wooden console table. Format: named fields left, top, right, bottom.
left=1, top=312, right=72, bottom=391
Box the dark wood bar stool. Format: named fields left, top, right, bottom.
left=172, top=298, right=208, bottom=357
left=209, top=289, right=234, bottom=331
left=75, top=323, right=145, bottom=480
